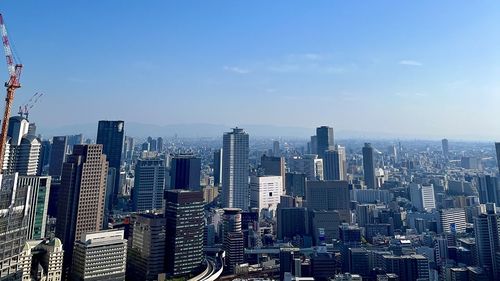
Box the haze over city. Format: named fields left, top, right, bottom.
left=1, top=1, right=499, bottom=139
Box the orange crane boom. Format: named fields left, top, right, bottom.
left=0, top=14, right=22, bottom=174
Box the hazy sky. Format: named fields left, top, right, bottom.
left=1, top=1, right=500, bottom=139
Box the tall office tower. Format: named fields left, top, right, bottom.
left=141, top=142, right=150, bottom=152
left=71, top=229, right=127, bottom=281
left=18, top=175, right=51, bottom=239
left=0, top=174, right=31, bottom=280
left=3, top=116, right=41, bottom=175
left=48, top=136, right=67, bottom=179
left=149, top=138, right=157, bottom=152
left=323, top=149, right=346, bottom=181
left=165, top=190, right=205, bottom=278
left=38, top=140, right=51, bottom=175
left=272, top=140, right=280, bottom=156
left=213, top=149, right=222, bottom=187
left=260, top=155, right=285, bottom=187
left=66, top=134, right=83, bottom=154
left=438, top=208, right=466, bottom=234
left=362, top=143, right=376, bottom=189
left=55, top=144, right=108, bottom=276
left=316, top=126, right=334, bottom=159
left=223, top=208, right=244, bottom=273
left=442, top=138, right=449, bottom=159
left=285, top=172, right=306, bottom=197
left=250, top=175, right=283, bottom=215
left=19, top=238, right=64, bottom=281
left=306, top=181, right=350, bottom=222
left=132, top=158, right=165, bottom=212
left=477, top=175, right=499, bottom=205
left=409, top=183, right=436, bottom=212
left=127, top=213, right=166, bottom=281
left=222, top=128, right=249, bottom=209
left=310, top=135, right=318, bottom=155
left=170, top=154, right=201, bottom=191
left=474, top=203, right=500, bottom=277
left=496, top=142, right=500, bottom=174
left=288, top=155, right=323, bottom=181
left=157, top=137, right=164, bottom=152
left=123, top=136, right=134, bottom=163
left=96, top=120, right=125, bottom=208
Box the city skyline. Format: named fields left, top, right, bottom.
left=0, top=1, right=499, bottom=140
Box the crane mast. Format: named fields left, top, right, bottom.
left=0, top=14, right=22, bottom=174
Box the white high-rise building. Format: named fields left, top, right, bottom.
left=20, top=238, right=64, bottom=281
left=410, top=183, right=436, bottom=212
left=3, top=116, right=41, bottom=175
left=222, top=128, right=249, bottom=209
left=438, top=208, right=466, bottom=233
left=71, top=229, right=127, bottom=281
left=250, top=175, right=283, bottom=215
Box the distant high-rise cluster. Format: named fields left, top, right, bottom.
left=0, top=114, right=497, bottom=281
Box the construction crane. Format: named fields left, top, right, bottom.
left=18, top=92, right=43, bottom=120
left=0, top=14, right=22, bottom=174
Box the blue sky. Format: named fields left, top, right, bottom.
left=1, top=1, right=500, bottom=139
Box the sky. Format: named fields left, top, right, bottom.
left=0, top=1, right=500, bottom=139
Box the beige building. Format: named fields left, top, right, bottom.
left=20, top=238, right=64, bottom=281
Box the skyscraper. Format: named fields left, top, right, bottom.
left=38, top=139, right=51, bottom=175
left=0, top=173, right=31, bottom=280
left=306, top=180, right=350, bottom=222
left=132, top=157, right=165, bottom=212
left=316, top=126, right=334, bottom=159
left=272, top=140, right=280, bottom=156
left=165, top=190, right=205, bottom=278
left=213, top=149, right=222, bottom=187
left=3, top=116, right=41, bottom=175
left=474, top=203, right=500, bottom=277
left=222, top=128, right=249, bottom=209
left=442, top=138, right=449, bottom=159
left=288, top=155, right=323, bottom=181
left=127, top=213, right=166, bottom=281
left=96, top=120, right=125, bottom=208
left=323, top=149, right=346, bottom=181
left=223, top=208, right=244, bottom=273
left=362, top=143, right=376, bottom=189
left=48, top=136, right=67, bottom=179
left=409, top=183, right=436, bottom=212
left=55, top=144, right=108, bottom=276
left=18, top=175, right=51, bottom=239
left=260, top=154, right=285, bottom=187
left=170, top=154, right=201, bottom=191
left=250, top=175, right=283, bottom=215
left=496, top=142, right=500, bottom=174
left=310, top=135, right=318, bottom=155
left=285, top=172, right=306, bottom=197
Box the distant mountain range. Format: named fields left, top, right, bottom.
left=35, top=122, right=495, bottom=141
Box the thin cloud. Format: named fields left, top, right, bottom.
left=223, top=66, right=251, bottom=74
left=399, top=60, right=423, bottom=66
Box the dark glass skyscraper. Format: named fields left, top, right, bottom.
left=132, top=158, right=165, bottom=212
left=316, top=126, right=334, bottom=159
left=96, top=120, right=125, bottom=207
left=362, top=143, right=376, bottom=189
left=170, top=154, right=201, bottom=191
left=48, top=136, right=67, bottom=179
left=496, top=142, right=500, bottom=174
left=213, top=149, right=222, bottom=187
left=165, top=190, right=205, bottom=278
